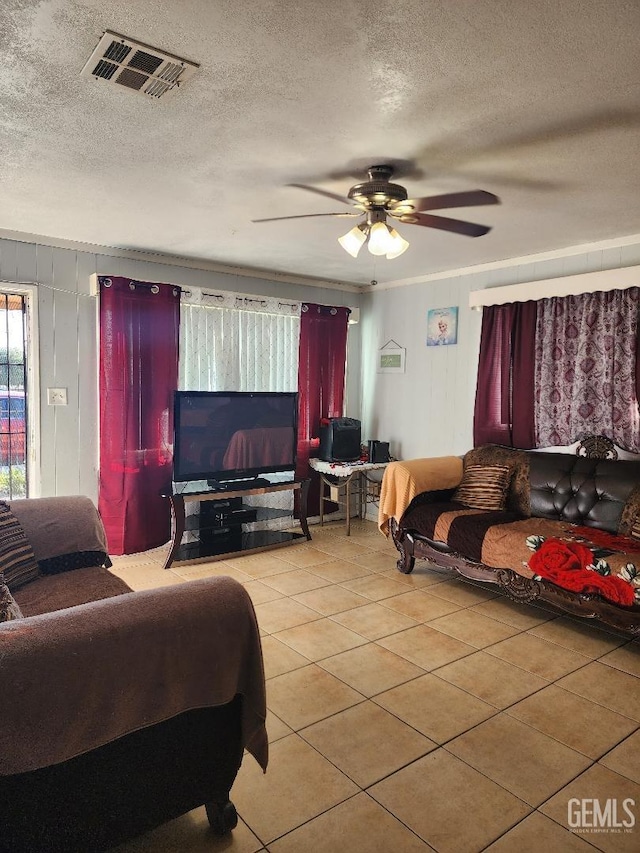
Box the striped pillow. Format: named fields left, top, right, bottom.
left=453, top=465, right=511, bottom=511
left=0, top=501, right=40, bottom=590
left=0, top=575, right=23, bottom=622
left=631, top=516, right=640, bottom=541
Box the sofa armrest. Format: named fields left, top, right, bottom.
left=401, top=487, right=458, bottom=521
left=378, top=456, right=464, bottom=534
left=0, top=575, right=267, bottom=776
left=9, top=496, right=109, bottom=563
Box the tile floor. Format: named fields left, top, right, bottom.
left=111, top=519, right=640, bottom=853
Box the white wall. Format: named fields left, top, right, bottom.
left=0, top=237, right=361, bottom=502
left=360, top=240, right=640, bottom=462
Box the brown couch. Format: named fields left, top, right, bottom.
left=381, top=439, right=640, bottom=637
left=0, top=496, right=267, bottom=852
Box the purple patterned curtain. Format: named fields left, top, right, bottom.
left=534, top=288, right=640, bottom=451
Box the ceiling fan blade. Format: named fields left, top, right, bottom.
left=396, top=190, right=500, bottom=212
left=397, top=212, right=491, bottom=237
left=287, top=183, right=354, bottom=206
left=252, top=212, right=361, bottom=223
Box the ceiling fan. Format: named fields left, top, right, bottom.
left=252, top=165, right=500, bottom=259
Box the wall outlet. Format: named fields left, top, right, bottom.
left=47, top=387, right=68, bottom=406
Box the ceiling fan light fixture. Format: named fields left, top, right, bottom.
left=338, top=223, right=367, bottom=257
left=385, top=227, right=410, bottom=259
left=367, top=221, right=394, bottom=256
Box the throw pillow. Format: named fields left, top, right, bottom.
left=464, top=445, right=530, bottom=516
left=0, top=574, right=23, bottom=622
left=453, top=464, right=512, bottom=511
left=0, top=501, right=40, bottom=590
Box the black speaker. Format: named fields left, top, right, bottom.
left=319, top=418, right=362, bottom=463
left=368, top=440, right=390, bottom=463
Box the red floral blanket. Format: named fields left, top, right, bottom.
left=528, top=538, right=636, bottom=607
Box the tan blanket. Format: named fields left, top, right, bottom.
left=378, top=456, right=463, bottom=535
left=0, top=575, right=268, bottom=776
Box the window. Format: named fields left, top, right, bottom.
left=179, top=294, right=300, bottom=393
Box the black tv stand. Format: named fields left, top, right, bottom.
left=207, top=476, right=272, bottom=491
left=161, top=478, right=311, bottom=568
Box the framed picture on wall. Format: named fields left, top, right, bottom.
left=377, top=346, right=405, bottom=373
left=427, top=306, right=458, bottom=347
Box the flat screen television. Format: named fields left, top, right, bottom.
left=173, top=390, right=298, bottom=486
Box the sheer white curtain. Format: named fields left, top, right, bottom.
left=180, top=293, right=300, bottom=392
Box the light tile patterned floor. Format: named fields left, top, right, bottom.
left=112, top=519, right=640, bottom=853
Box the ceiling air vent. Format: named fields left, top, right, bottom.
left=81, top=31, right=199, bottom=99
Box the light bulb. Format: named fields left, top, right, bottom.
left=338, top=225, right=367, bottom=257
left=367, top=221, right=393, bottom=256
left=385, top=227, right=410, bottom=259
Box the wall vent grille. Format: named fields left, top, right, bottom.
left=81, top=31, right=199, bottom=99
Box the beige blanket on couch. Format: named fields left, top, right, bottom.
left=0, top=576, right=268, bottom=776
left=378, top=456, right=463, bottom=535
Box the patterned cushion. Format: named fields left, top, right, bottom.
left=0, top=575, right=23, bottom=622
left=464, top=445, right=530, bottom=516
left=0, top=501, right=40, bottom=590
left=453, top=465, right=512, bottom=511
left=631, top=516, right=640, bottom=541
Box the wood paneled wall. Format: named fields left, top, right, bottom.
left=0, top=238, right=361, bottom=503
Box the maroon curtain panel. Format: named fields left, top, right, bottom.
left=473, top=301, right=536, bottom=448
left=99, top=277, right=180, bottom=555
left=296, top=303, right=350, bottom=513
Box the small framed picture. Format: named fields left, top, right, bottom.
left=378, top=347, right=405, bottom=373
left=427, top=307, right=458, bottom=347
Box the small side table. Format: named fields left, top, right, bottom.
left=309, top=459, right=390, bottom=535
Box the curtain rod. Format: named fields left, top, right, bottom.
left=199, top=291, right=299, bottom=309
left=98, top=278, right=303, bottom=310
left=101, top=278, right=298, bottom=309
left=99, top=277, right=186, bottom=296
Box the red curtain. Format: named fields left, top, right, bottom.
left=99, top=277, right=180, bottom=555
left=473, top=301, right=536, bottom=448
left=296, top=303, right=350, bottom=512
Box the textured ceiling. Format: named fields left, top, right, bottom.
left=1, top=0, right=639, bottom=287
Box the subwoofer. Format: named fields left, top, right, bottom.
left=319, top=417, right=361, bottom=463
